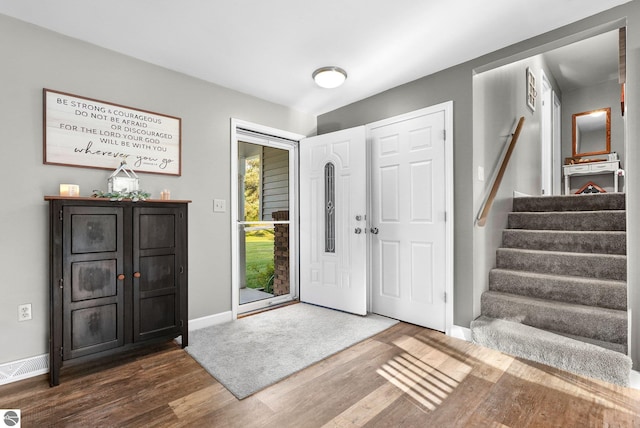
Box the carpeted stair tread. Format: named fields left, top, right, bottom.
left=512, top=193, right=625, bottom=212
left=501, top=229, right=626, bottom=254
left=470, top=315, right=631, bottom=386
left=480, top=291, right=627, bottom=345
left=496, top=248, right=626, bottom=281
left=508, top=210, right=626, bottom=231
left=552, top=330, right=628, bottom=354
left=489, top=269, right=627, bottom=310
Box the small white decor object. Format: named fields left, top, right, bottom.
left=59, top=184, right=79, bottom=196
left=108, top=161, right=139, bottom=193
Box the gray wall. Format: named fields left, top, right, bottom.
left=318, top=2, right=640, bottom=369
left=472, top=54, right=561, bottom=318
left=0, top=14, right=315, bottom=364
left=562, top=79, right=625, bottom=193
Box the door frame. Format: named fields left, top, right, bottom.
left=230, top=118, right=304, bottom=319
left=365, top=101, right=455, bottom=335
left=540, top=71, right=553, bottom=195
left=552, top=91, right=562, bottom=195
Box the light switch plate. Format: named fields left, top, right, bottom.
left=478, top=166, right=485, bottom=182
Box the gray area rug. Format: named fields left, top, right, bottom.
left=185, top=303, right=398, bottom=399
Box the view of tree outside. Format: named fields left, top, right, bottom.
left=243, top=155, right=275, bottom=293
left=244, top=157, right=260, bottom=221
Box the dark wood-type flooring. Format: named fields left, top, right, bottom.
left=1, top=322, right=639, bottom=427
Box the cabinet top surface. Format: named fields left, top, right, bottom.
left=44, top=196, right=192, bottom=203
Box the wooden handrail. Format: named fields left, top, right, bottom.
left=476, top=116, right=525, bottom=227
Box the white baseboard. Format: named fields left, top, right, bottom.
left=188, top=310, right=233, bottom=331
left=449, top=324, right=472, bottom=341
left=630, top=370, right=640, bottom=391
left=0, top=311, right=233, bottom=386
left=0, top=354, right=48, bottom=386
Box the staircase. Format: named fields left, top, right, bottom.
left=471, top=192, right=632, bottom=386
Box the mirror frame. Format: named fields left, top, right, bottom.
left=572, top=107, right=611, bottom=157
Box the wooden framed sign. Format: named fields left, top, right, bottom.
left=44, top=89, right=181, bottom=175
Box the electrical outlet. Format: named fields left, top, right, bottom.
left=213, top=199, right=226, bottom=213
left=18, top=303, right=32, bottom=321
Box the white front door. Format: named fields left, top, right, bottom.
left=300, top=127, right=367, bottom=315
left=369, top=106, right=448, bottom=331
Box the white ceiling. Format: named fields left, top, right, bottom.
left=543, top=30, right=620, bottom=93
left=0, top=0, right=630, bottom=115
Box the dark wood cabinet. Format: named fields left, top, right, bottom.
left=46, top=197, right=189, bottom=386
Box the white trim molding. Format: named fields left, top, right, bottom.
left=188, top=311, right=233, bottom=331
left=450, top=324, right=472, bottom=342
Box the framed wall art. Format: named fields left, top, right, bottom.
left=526, top=67, right=536, bottom=112
left=43, top=89, right=182, bottom=176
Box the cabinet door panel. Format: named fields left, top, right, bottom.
left=63, top=206, right=125, bottom=360
left=133, top=207, right=184, bottom=342
left=71, top=214, right=118, bottom=253
left=139, top=295, right=176, bottom=333
left=139, top=214, right=175, bottom=249
left=71, top=259, right=117, bottom=301
left=71, top=304, right=118, bottom=349
left=139, top=255, right=175, bottom=292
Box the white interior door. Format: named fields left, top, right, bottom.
left=369, top=107, right=448, bottom=331
left=300, top=127, right=367, bottom=315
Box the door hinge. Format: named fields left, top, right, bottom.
left=444, top=292, right=447, bottom=303
left=59, top=209, right=63, bottom=221
left=443, top=130, right=446, bottom=141
left=59, top=278, right=64, bottom=289
left=60, top=347, right=64, bottom=358
left=180, top=320, right=184, bottom=327
left=179, top=212, right=184, bottom=219
left=180, top=266, right=184, bottom=274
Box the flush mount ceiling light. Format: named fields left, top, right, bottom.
left=312, top=66, right=347, bottom=88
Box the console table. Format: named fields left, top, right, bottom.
left=563, top=160, right=620, bottom=194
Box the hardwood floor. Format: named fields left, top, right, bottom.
left=2, top=322, right=639, bottom=427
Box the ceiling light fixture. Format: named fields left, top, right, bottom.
left=312, top=66, right=347, bottom=88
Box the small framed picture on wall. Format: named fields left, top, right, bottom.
left=526, top=67, right=536, bottom=111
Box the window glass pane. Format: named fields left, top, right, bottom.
left=325, top=162, right=335, bottom=253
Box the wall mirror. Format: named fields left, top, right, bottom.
left=572, top=107, right=611, bottom=157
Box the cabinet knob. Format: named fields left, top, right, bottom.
left=117, top=274, right=125, bottom=281
left=133, top=272, right=141, bottom=278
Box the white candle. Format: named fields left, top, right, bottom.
left=59, top=184, right=79, bottom=196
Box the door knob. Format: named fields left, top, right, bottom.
left=354, top=227, right=362, bottom=234
left=117, top=274, right=125, bottom=281
left=370, top=227, right=379, bottom=234
left=133, top=272, right=141, bottom=278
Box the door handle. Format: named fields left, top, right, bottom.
left=370, top=227, right=379, bottom=234
left=354, top=227, right=362, bottom=234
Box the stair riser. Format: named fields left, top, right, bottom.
left=513, top=193, right=626, bottom=212
left=508, top=211, right=626, bottom=231
left=489, top=270, right=627, bottom=310
left=502, top=230, right=626, bottom=254
left=481, top=293, right=627, bottom=344
left=496, top=249, right=626, bottom=281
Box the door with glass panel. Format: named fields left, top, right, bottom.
left=299, top=126, right=367, bottom=315
left=236, top=133, right=297, bottom=314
